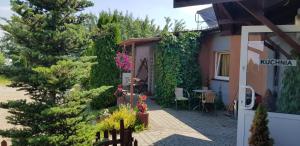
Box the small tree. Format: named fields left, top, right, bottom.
left=249, top=104, right=273, bottom=146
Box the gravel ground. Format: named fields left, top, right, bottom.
left=0, top=86, right=29, bottom=146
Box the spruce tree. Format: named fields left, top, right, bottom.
left=249, top=104, right=273, bottom=146
left=0, top=0, right=93, bottom=145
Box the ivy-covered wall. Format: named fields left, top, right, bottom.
left=154, top=32, right=201, bottom=106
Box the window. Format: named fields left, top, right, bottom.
left=215, top=52, right=230, bottom=80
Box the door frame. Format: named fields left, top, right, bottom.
left=237, top=25, right=300, bottom=146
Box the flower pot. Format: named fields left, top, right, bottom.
left=137, top=112, right=149, bottom=128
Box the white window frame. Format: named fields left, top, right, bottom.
left=214, top=52, right=230, bottom=81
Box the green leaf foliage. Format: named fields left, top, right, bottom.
left=1, top=0, right=93, bottom=67
left=154, top=33, right=181, bottom=106
left=89, top=10, right=160, bottom=88
left=0, top=52, right=5, bottom=66
left=97, top=105, right=136, bottom=131
left=0, top=0, right=95, bottom=145
left=177, top=32, right=202, bottom=91
left=90, top=86, right=116, bottom=110
left=89, top=24, right=121, bottom=88
left=154, top=32, right=201, bottom=106
left=0, top=57, right=98, bottom=146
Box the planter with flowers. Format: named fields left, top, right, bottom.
left=114, top=84, right=126, bottom=105
left=136, top=95, right=149, bottom=128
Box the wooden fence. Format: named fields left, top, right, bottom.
left=1, top=140, right=7, bottom=146
left=94, top=119, right=138, bottom=146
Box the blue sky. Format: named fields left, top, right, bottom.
left=0, top=0, right=211, bottom=36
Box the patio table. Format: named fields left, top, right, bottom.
left=192, top=89, right=213, bottom=110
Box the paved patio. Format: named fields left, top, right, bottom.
left=0, top=86, right=29, bottom=146
left=133, top=100, right=237, bottom=146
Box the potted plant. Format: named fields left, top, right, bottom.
left=114, top=84, right=126, bottom=105
left=136, top=95, right=149, bottom=128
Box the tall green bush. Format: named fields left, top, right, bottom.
left=249, top=104, right=273, bottom=146
left=154, top=32, right=201, bottom=106
left=154, top=33, right=181, bottom=106
left=277, top=58, right=300, bottom=114
left=89, top=24, right=121, bottom=88
left=177, top=32, right=202, bottom=91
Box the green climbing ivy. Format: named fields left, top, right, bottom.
left=154, top=32, right=201, bottom=107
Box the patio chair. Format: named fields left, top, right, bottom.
left=175, top=88, right=190, bottom=110
left=202, top=91, right=216, bottom=113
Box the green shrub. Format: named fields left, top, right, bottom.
left=154, top=32, right=201, bottom=107
left=90, top=86, right=116, bottom=110
left=98, top=105, right=136, bottom=130
left=249, top=104, right=273, bottom=146
left=154, top=33, right=181, bottom=106
left=0, top=75, right=11, bottom=86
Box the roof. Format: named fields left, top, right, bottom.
left=174, top=0, right=241, bottom=8
left=174, top=0, right=300, bottom=34
left=119, top=37, right=161, bottom=46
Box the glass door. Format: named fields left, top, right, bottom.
left=237, top=25, right=300, bottom=146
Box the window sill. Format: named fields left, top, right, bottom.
left=212, top=77, right=229, bottom=82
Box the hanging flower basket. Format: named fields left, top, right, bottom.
left=115, top=51, right=131, bottom=72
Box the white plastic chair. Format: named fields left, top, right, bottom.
left=175, top=88, right=190, bottom=110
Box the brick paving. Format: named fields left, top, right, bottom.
left=134, top=100, right=237, bottom=146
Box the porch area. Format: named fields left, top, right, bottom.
left=134, top=99, right=237, bottom=146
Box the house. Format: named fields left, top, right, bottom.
left=174, top=0, right=300, bottom=146
left=176, top=0, right=300, bottom=106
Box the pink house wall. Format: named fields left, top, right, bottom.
left=198, top=34, right=241, bottom=106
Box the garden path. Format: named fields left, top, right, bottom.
left=133, top=99, right=237, bottom=146
left=0, top=86, right=29, bottom=146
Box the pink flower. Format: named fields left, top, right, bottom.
left=115, top=51, right=131, bottom=72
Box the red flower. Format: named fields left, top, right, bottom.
left=137, top=95, right=148, bottom=113
left=140, top=95, right=147, bottom=101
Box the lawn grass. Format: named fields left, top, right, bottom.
left=0, top=75, right=12, bottom=86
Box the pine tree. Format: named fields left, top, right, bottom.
left=249, top=104, right=273, bottom=146
left=0, top=0, right=93, bottom=145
